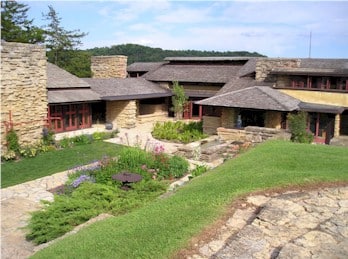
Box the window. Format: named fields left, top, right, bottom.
left=49, top=104, right=91, bottom=132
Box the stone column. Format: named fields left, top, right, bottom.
left=91, top=56, right=128, bottom=79
left=334, top=114, right=340, bottom=137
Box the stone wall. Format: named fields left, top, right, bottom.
left=1, top=42, right=47, bottom=153
left=106, top=100, right=137, bottom=129
left=264, top=111, right=283, bottom=129
left=202, top=116, right=221, bottom=134
left=217, top=126, right=291, bottom=143
left=221, top=108, right=238, bottom=128
left=91, top=56, right=128, bottom=79
left=137, top=104, right=168, bottom=124
left=255, top=58, right=300, bottom=82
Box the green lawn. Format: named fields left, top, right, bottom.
left=1, top=142, right=124, bottom=188
left=31, top=141, right=348, bottom=259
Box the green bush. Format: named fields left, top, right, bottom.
left=42, top=128, right=55, bottom=146
left=26, top=179, right=167, bottom=244
left=287, top=112, right=314, bottom=144
left=190, top=165, right=208, bottom=178
left=6, top=129, right=20, bottom=152
left=152, top=121, right=207, bottom=144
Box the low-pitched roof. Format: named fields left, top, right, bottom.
left=47, top=63, right=90, bottom=89
left=164, top=57, right=254, bottom=62
left=48, top=89, right=100, bottom=104
left=47, top=63, right=100, bottom=104
left=196, top=86, right=300, bottom=111
left=84, top=77, right=172, bottom=101
left=299, top=102, right=345, bottom=114
left=270, top=58, right=348, bottom=76
left=216, top=77, right=272, bottom=95
left=127, top=62, right=166, bottom=73
left=144, top=64, right=242, bottom=83
left=236, top=58, right=257, bottom=77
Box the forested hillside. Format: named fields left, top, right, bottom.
left=87, top=43, right=266, bottom=65
left=51, top=44, right=265, bottom=77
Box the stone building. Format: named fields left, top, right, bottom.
left=1, top=41, right=48, bottom=153
left=2, top=41, right=347, bottom=148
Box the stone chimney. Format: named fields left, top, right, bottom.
left=91, top=55, right=128, bottom=79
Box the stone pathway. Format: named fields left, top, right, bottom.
left=1, top=170, right=71, bottom=259
left=188, top=186, right=348, bottom=259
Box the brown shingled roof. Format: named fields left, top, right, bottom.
left=270, top=58, right=348, bottom=76
left=144, top=64, right=242, bottom=83
left=196, top=86, right=300, bottom=111
left=84, top=77, right=172, bottom=101
left=127, top=62, right=166, bottom=72
left=48, top=89, right=100, bottom=104
left=47, top=63, right=90, bottom=89
left=47, top=63, right=100, bottom=104
left=217, top=77, right=272, bottom=95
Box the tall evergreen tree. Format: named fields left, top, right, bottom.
left=42, top=5, right=88, bottom=64
left=1, top=0, right=44, bottom=43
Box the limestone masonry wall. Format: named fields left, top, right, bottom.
left=91, top=56, right=128, bottom=79
left=106, top=100, right=137, bottom=129
left=1, top=42, right=47, bottom=153
left=255, top=58, right=300, bottom=82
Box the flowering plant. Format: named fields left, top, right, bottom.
left=71, top=174, right=95, bottom=188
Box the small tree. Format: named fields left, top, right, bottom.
left=287, top=111, right=314, bottom=144
left=42, top=5, right=88, bottom=65
left=171, top=81, right=188, bottom=120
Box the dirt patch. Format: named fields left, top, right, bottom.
left=172, top=181, right=348, bottom=259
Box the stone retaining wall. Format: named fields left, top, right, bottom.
left=217, top=126, right=291, bottom=143
left=1, top=42, right=47, bottom=154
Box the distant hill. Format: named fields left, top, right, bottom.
left=87, top=43, right=266, bottom=65
left=54, top=44, right=266, bottom=78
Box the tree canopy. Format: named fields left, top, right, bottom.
left=1, top=1, right=44, bottom=43
left=42, top=5, right=88, bottom=65
left=88, top=43, right=266, bottom=65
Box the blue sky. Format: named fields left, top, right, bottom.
left=25, top=1, right=348, bottom=58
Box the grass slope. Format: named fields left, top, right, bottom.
left=1, top=142, right=123, bottom=188
left=32, top=141, right=348, bottom=258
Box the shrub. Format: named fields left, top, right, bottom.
left=72, top=134, right=93, bottom=145
left=190, top=165, right=208, bottom=178
left=26, top=179, right=168, bottom=244
left=152, top=121, right=207, bottom=144
left=167, top=155, right=189, bottom=178
left=6, top=129, right=20, bottom=152
left=19, top=145, right=39, bottom=158
left=42, top=127, right=55, bottom=145
left=1, top=150, right=17, bottom=161
left=58, top=137, right=74, bottom=149
left=171, top=81, right=188, bottom=120
left=287, top=112, right=314, bottom=144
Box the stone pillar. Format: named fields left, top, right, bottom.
left=1, top=42, right=47, bottom=154
left=91, top=55, right=128, bottom=79
left=265, top=111, right=282, bottom=129
left=221, top=108, right=237, bottom=128
left=334, top=114, right=340, bottom=137
left=106, top=100, right=137, bottom=129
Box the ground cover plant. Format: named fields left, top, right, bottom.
left=26, top=146, right=189, bottom=244
left=1, top=141, right=123, bottom=188
left=152, top=120, right=208, bottom=143
left=32, top=141, right=348, bottom=258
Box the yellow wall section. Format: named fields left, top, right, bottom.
left=280, top=90, right=348, bottom=107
